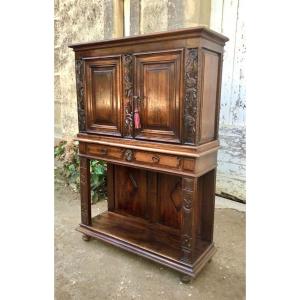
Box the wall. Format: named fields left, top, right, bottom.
left=211, top=0, right=246, bottom=201
left=54, top=0, right=246, bottom=201
left=54, top=0, right=123, bottom=141
left=124, top=0, right=211, bottom=35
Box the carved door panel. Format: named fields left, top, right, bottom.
left=133, top=50, right=183, bottom=143
left=85, top=56, right=122, bottom=136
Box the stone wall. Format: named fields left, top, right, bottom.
left=54, top=0, right=123, bottom=141
left=124, top=0, right=211, bottom=35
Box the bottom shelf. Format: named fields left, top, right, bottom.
left=77, top=211, right=216, bottom=277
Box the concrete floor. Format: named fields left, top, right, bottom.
left=55, top=180, right=245, bottom=300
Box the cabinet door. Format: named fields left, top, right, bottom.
left=134, top=50, right=183, bottom=143
left=85, top=56, right=122, bottom=136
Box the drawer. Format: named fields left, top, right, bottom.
left=82, top=143, right=183, bottom=171
left=85, top=144, right=123, bottom=160
left=133, top=151, right=182, bottom=169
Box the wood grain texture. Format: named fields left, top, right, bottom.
left=158, top=174, right=182, bottom=229
left=134, top=49, right=182, bottom=143
left=85, top=56, right=122, bottom=136
left=114, top=165, right=148, bottom=218
left=199, top=50, right=220, bottom=143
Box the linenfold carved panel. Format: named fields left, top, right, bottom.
left=183, top=48, right=199, bottom=145
left=123, top=54, right=134, bottom=137
left=75, top=59, right=86, bottom=132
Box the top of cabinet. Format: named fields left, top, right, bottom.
left=69, top=26, right=229, bottom=51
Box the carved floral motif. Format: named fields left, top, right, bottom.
left=183, top=193, right=192, bottom=209
left=80, top=158, right=90, bottom=225
left=184, top=48, right=198, bottom=144
left=123, top=54, right=134, bottom=137
left=75, top=59, right=86, bottom=132
left=182, top=234, right=192, bottom=249
left=180, top=177, right=195, bottom=263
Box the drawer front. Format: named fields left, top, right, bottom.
left=134, top=151, right=181, bottom=169
left=86, top=144, right=123, bottom=160
left=83, top=143, right=184, bottom=171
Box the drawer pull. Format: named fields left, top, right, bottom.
left=124, top=149, right=134, bottom=161
left=152, top=155, right=160, bottom=163
left=99, top=148, right=108, bottom=155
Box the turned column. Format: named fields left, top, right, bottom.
left=79, top=157, right=91, bottom=226
left=181, top=176, right=198, bottom=264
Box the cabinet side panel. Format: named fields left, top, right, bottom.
left=199, top=50, right=220, bottom=143
left=200, top=169, right=216, bottom=242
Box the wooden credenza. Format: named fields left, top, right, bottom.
left=69, top=27, right=228, bottom=283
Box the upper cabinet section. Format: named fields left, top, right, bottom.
left=70, top=27, right=228, bottom=146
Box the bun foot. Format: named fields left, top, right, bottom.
left=180, top=274, right=192, bottom=284
left=82, top=234, right=91, bottom=241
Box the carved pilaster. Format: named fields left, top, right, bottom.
left=80, top=157, right=91, bottom=225
left=75, top=59, right=86, bottom=132
left=122, top=54, right=134, bottom=137
left=181, top=177, right=197, bottom=264
left=183, top=48, right=199, bottom=145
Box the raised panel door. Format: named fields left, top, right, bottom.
left=133, top=50, right=183, bottom=143
left=85, top=56, right=122, bottom=136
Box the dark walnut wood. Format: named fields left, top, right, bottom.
left=122, top=54, right=134, bottom=138
left=70, top=26, right=228, bottom=282
left=75, top=59, right=86, bottom=132
left=183, top=48, right=199, bottom=145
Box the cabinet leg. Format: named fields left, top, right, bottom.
left=82, top=234, right=91, bottom=241
left=180, top=274, right=192, bottom=284
left=80, top=157, right=91, bottom=226
left=180, top=177, right=197, bottom=263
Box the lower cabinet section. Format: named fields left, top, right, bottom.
left=112, top=165, right=183, bottom=230
left=78, top=160, right=217, bottom=280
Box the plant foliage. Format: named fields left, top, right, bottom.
left=55, top=141, right=107, bottom=203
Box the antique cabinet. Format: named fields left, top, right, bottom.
left=69, top=26, right=228, bottom=283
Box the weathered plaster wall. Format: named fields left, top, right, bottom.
left=54, top=0, right=123, bottom=141
left=124, top=0, right=211, bottom=35
left=211, top=0, right=246, bottom=201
